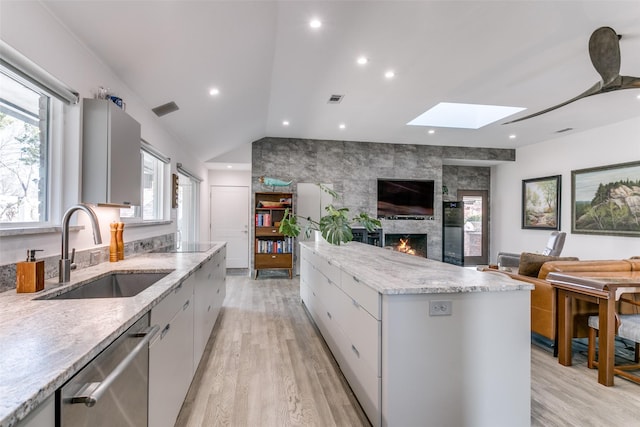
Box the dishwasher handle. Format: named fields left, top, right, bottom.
left=69, top=324, right=160, bottom=407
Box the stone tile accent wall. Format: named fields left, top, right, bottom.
left=252, top=137, right=512, bottom=261
left=0, top=233, right=175, bottom=293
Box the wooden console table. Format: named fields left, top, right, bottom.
left=547, top=271, right=640, bottom=386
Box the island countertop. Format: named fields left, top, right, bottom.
left=0, top=242, right=225, bottom=427
left=300, top=240, right=533, bottom=295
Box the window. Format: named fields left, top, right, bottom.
left=120, top=143, right=168, bottom=221
left=176, top=163, right=202, bottom=243
left=0, top=69, right=51, bottom=224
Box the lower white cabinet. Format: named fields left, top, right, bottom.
left=300, top=246, right=381, bottom=427
left=194, top=247, right=226, bottom=367
left=149, top=275, right=195, bottom=427
left=149, top=248, right=226, bottom=427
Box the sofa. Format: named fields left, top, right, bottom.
left=484, top=255, right=640, bottom=341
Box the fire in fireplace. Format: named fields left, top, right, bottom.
left=384, top=234, right=427, bottom=258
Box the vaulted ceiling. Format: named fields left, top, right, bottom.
left=42, top=1, right=640, bottom=167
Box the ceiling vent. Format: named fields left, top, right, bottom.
left=555, top=127, right=574, bottom=133
left=327, top=94, right=344, bottom=104
left=152, top=101, right=179, bottom=117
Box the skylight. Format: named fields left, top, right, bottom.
left=407, top=102, right=525, bottom=129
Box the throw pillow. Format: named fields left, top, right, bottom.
left=518, top=252, right=578, bottom=277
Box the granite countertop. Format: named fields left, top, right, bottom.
left=300, top=240, right=533, bottom=295
left=0, top=242, right=225, bottom=427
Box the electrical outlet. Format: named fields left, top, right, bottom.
left=89, top=250, right=101, bottom=266
left=429, top=300, right=452, bottom=316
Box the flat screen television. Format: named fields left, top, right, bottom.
left=377, top=179, right=435, bottom=218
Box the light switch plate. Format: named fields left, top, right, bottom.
left=429, top=300, right=452, bottom=316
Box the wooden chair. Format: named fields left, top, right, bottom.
left=587, top=304, right=640, bottom=385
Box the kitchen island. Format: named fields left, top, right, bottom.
left=300, top=240, right=533, bottom=427
left=0, top=243, right=226, bottom=427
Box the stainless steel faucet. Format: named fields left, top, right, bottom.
left=59, top=204, right=103, bottom=283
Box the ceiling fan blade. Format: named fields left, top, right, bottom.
left=589, top=26, right=621, bottom=86
left=503, top=82, right=602, bottom=125
left=620, top=76, right=640, bottom=89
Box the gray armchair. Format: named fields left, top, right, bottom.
left=497, top=231, right=567, bottom=269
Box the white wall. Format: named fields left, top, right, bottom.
left=0, top=1, right=211, bottom=265
left=491, top=116, right=640, bottom=262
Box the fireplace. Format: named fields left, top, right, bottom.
left=384, top=234, right=427, bottom=258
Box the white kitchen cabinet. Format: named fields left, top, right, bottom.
left=15, top=396, right=54, bottom=427
left=149, top=276, right=195, bottom=427
left=299, top=245, right=382, bottom=427
left=300, top=242, right=531, bottom=427
left=193, top=247, right=226, bottom=367
left=82, top=98, right=141, bottom=207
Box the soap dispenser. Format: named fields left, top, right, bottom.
left=16, top=249, right=45, bottom=293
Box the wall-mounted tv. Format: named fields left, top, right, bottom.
left=377, top=179, right=435, bottom=218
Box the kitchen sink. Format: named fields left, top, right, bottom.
left=41, top=272, right=171, bottom=300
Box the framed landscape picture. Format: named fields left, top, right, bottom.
left=522, top=175, right=561, bottom=230
left=572, top=161, right=640, bottom=236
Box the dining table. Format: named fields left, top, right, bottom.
left=547, top=270, right=640, bottom=386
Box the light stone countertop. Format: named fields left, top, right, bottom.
left=0, top=242, right=226, bottom=427
left=300, top=240, right=533, bottom=294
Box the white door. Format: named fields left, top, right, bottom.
left=210, top=186, right=249, bottom=268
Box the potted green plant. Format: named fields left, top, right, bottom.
left=278, top=184, right=381, bottom=245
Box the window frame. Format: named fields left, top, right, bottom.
left=120, top=141, right=169, bottom=223
left=0, top=66, right=57, bottom=228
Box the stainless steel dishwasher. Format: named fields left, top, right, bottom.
left=57, top=313, right=159, bottom=426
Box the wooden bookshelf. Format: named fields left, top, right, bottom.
left=254, top=191, right=293, bottom=279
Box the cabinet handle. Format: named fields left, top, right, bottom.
left=272, top=229, right=277, bottom=233
left=272, top=255, right=276, bottom=259
left=351, top=344, right=360, bottom=358
left=353, top=276, right=360, bottom=283
left=217, top=288, right=220, bottom=294
left=312, top=291, right=316, bottom=297
left=327, top=311, right=332, bottom=319
left=352, top=299, right=359, bottom=308
left=208, top=305, right=212, bottom=312
left=175, top=282, right=183, bottom=293
left=183, top=300, right=190, bottom=311
left=161, top=323, right=171, bottom=339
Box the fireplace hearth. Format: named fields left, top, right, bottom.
left=384, top=234, right=427, bottom=258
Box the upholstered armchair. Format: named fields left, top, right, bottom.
left=497, top=231, right=567, bottom=269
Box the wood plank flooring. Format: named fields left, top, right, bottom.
left=176, top=274, right=640, bottom=427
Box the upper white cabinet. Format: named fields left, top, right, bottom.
left=82, top=98, right=141, bottom=207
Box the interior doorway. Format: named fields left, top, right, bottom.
left=458, top=190, right=488, bottom=266
left=210, top=185, right=249, bottom=269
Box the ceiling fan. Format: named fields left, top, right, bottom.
left=504, top=26, right=640, bottom=124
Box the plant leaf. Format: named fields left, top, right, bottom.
left=319, top=213, right=353, bottom=245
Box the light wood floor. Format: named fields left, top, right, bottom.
left=176, top=274, right=640, bottom=427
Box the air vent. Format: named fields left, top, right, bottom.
left=327, top=94, right=344, bottom=104
left=152, top=101, right=180, bottom=117
left=555, top=127, right=574, bottom=133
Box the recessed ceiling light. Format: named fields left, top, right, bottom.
left=357, top=56, right=368, bottom=65
left=209, top=88, right=220, bottom=96
left=227, top=165, right=233, bottom=169
left=509, top=134, right=517, bottom=139
left=309, top=19, right=322, bottom=29
left=339, top=123, right=346, bottom=129
left=282, top=120, right=290, bottom=126
left=407, top=102, right=526, bottom=129
left=385, top=70, right=395, bottom=79
left=428, top=129, right=435, bottom=134
left=637, top=94, right=640, bottom=99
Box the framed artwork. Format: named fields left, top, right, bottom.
left=522, top=175, right=561, bottom=230
left=572, top=161, right=640, bottom=236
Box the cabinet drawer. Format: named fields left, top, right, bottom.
left=151, top=276, right=194, bottom=328
left=333, top=288, right=381, bottom=377
left=255, top=253, right=292, bottom=268
left=255, top=227, right=282, bottom=237
left=318, top=257, right=341, bottom=286
left=341, top=271, right=381, bottom=320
